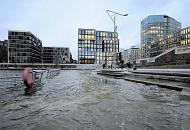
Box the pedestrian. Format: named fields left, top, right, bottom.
left=103, top=64, right=105, bottom=69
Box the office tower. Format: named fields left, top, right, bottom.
left=141, top=15, right=181, bottom=58
left=8, top=31, right=42, bottom=63
left=43, top=47, right=70, bottom=64
left=78, top=28, right=119, bottom=65
left=0, top=40, right=8, bottom=63
left=122, top=46, right=140, bottom=63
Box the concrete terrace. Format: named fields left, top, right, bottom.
left=97, top=69, right=190, bottom=100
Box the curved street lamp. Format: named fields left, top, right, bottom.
left=106, top=10, right=128, bottom=68
left=106, top=10, right=128, bottom=33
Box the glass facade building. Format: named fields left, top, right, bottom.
left=0, top=40, right=8, bottom=63
left=8, top=31, right=42, bottom=63
left=176, top=27, right=190, bottom=53
left=43, top=47, right=70, bottom=64
left=122, top=46, right=140, bottom=63
left=78, top=28, right=119, bottom=64
left=78, top=29, right=96, bottom=64
left=141, top=15, right=181, bottom=58
left=137, top=26, right=190, bottom=65
left=149, top=26, right=190, bottom=57
left=149, top=30, right=181, bottom=57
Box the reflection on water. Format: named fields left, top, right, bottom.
left=24, top=87, right=37, bottom=96
left=24, top=83, right=44, bottom=96
left=0, top=70, right=190, bottom=130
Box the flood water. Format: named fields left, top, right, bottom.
left=0, top=70, right=190, bottom=130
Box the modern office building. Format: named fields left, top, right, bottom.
left=121, top=49, right=129, bottom=64
left=149, top=26, right=190, bottom=57
left=122, top=46, right=140, bottom=63
left=0, top=40, right=8, bottom=63
left=179, top=26, right=190, bottom=51
left=137, top=26, right=190, bottom=66
left=78, top=28, right=119, bottom=64
left=149, top=30, right=181, bottom=57
left=141, top=15, right=181, bottom=58
left=8, top=31, right=42, bottom=63
left=43, top=47, right=70, bottom=64
left=129, top=46, right=140, bottom=63
left=96, top=30, right=119, bottom=65
left=78, top=29, right=96, bottom=64
left=175, top=27, right=190, bottom=64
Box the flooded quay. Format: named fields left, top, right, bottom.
left=0, top=70, right=190, bottom=130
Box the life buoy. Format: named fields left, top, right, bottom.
left=22, top=67, right=35, bottom=88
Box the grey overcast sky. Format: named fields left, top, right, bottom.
left=0, top=0, right=190, bottom=59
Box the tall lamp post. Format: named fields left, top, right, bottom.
left=106, top=10, right=128, bottom=68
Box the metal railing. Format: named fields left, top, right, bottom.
left=46, top=69, right=60, bottom=78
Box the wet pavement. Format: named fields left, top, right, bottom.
left=0, top=70, right=190, bottom=130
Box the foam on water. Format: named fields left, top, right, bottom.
left=0, top=70, right=190, bottom=130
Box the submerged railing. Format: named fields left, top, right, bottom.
left=0, top=69, right=61, bottom=88
left=46, top=69, right=60, bottom=78
left=33, top=70, right=47, bottom=82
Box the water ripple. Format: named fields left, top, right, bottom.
left=0, top=70, right=190, bottom=130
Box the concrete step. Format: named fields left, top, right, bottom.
left=124, top=77, right=183, bottom=91
left=97, top=70, right=190, bottom=100
left=131, top=70, right=190, bottom=77
left=124, top=72, right=190, bottom=83
left=97, top=69, right=126, bottom=77
left=97, top=72, right=126, bottom=77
